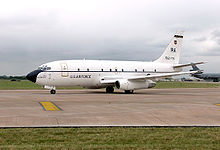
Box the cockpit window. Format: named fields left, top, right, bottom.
left=38, top=65, right=51, bottom=71
left=46, top=67, right=51, bottom=70
left=38, top=67, right=44, bottom=70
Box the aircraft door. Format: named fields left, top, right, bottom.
left=48, top=73, right=51, bottom=80
left=48, top=73, right=54, bottom=82
left=60, top=63, right=69, bottom=77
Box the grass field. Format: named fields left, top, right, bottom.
left=0, top=80, right=82, bottom=90
left=0, top=80, right=42, bottom=90
left=0, top=127, right=219, bottom=149
left=0, top=80, right=220, bottom=90
left=155, top=81, right=220, bottom=88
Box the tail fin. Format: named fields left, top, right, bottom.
left=191, top=65, right=203, bottom=74
left=192, top=64, right=200, bottom=71
left=155, top=31, right=184, bottom=64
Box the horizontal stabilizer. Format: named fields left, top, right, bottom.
left=173, top=62, right=206, bottom=69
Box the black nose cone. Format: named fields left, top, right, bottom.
left=26, top=70, right=42, bottom=83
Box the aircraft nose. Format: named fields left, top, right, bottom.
left=26, top=70, right=42, bottom=83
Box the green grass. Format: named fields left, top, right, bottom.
left=0, top=80, right=42, bottom=90
left=0, top=80, right=220, bottom=90
left=0, top=127, right=220, bottom=149
left=0, top=80, right=83, bottom=90
left=155, top=81, right=220, bottom=88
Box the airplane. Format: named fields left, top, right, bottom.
left=191, top=65, right=220, bottom=82
left=26, top=32, right=204, bottom=94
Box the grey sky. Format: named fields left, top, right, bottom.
left=0, top=0, right=220, bottom=75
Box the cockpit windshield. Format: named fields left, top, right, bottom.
left=38, top=65, right=51, bottom=71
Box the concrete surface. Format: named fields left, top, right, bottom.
left=0, top=88, right=220, bottom=127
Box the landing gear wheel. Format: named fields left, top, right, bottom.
left=106, top=86, right=114, bottom=93
left=213, top=78, right=219, bottom=82
left=50, top=89, right=56, bottom=94
left=124, top=90, right=134, bottom=94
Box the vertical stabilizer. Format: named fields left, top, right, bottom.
left=155, top=31, right=184, bottom=64
left=191, top=64, right=203, bottom=74
left=192, top=64, right=200, bottom=71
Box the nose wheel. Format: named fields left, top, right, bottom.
left=50, top=89, right=56, bottom=94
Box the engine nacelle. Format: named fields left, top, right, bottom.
left=115, top=79, right=156, bottom=90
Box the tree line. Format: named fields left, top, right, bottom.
left=0, top=75, right=26, bottom=80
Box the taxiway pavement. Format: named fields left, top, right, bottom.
left=0, top=88, right=220, bottom=127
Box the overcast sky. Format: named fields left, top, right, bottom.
left=0, top=0, right=220, bottom=75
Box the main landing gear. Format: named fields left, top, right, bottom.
left=106, top=86, right=114, bottom=93
left=213, top=78, right=219, bottom=82
left=124, top=90, right=134, bottom=94
left=50, top=89, right=56, bottom=94
left=105, top=86, right=134, bottom=94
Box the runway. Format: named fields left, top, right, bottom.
left=0, top=88, right=220, bottom=127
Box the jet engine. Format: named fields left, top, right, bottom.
left=115, top=79, right=156, bottom=90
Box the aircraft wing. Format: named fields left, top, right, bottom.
left=127, top=71, right=198, bottom=81
left=100, top=71, right=197, bottom=84
left=173, top=62, right=206, bottom=69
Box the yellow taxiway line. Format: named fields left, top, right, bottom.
left=39, top=102, right=63, bottom=111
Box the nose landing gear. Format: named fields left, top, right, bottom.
left=50, top=89, right=56, bottom=94
left=43, top=85, right=56, bottom=94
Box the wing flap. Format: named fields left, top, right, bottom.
left=127, top=71, right=198, bottom=81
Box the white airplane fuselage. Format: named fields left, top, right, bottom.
left=35, top=60, right=176, bottom=88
